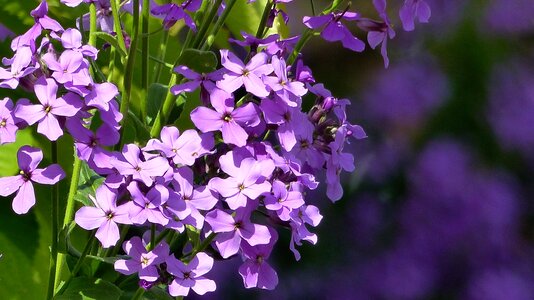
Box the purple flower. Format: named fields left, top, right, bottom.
left=0, top=46, right=38, bottom=89
left=190, top=96, right=260, bottom=147
left=356, top=0, right=396, bottom=67
left=216, top=50, right=274, bottom=97
left=263, top=55, right=307, bottom=107
left=110, top=144, right=170, bottom=186
left=114, top=236, right=169, bottom=282
left=14, top=77, right=82, bottom=141
left=399, top=0, right=431, bottom=31
left=239, top=228, right=279, bottom=290
left=289, top=205, right=322, bottom=260
left=264, top=180, right=304, bottom=221
left=61, top=28, right=98, bottom=59
left=42, top=50, right=91, bottom=86
left=144, top=126, right=204, bottom=167
left=303, top=11, right=365, bottom=52
left=151, top=0, right=201, bottom=30
left=170, top=66, right=223, bottom=105
left=125, top=182, right=170, bottom=226
left=0, top=146, right=65, bottom=214
left=209, top=152, right=274, bottom=209
left=75, top=185, right=132, bottom=248
left=0, top=98, right=19, bottom=144
left=67, top=120, right=119, bottom=163
left=205, top=206, right=271, bottom=259
left=166, top=252, right=216, bottom=297
left=11, top=1, right=63, bottom=51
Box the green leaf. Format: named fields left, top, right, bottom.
left=178, top=49, right=218, bottom=73
left=55, top=277, right=123, bottom=300
left=142, top=287, right=174, bottom=300
left=0, top=128, right=39, bottom=176
left=225, top=0, right=265, bottom=38
left=58, top=221, right=76, bottom=254
left=94, top=32, right=128, bottom=57
left=146, top=83, right=169, bottom=125
left=74, top=162, right=105, bottom=206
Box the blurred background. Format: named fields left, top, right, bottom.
left=1, top=0, right=534, bottom=299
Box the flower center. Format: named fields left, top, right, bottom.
left=19, top=170, right=31, bottom=181
left=106, top=211, right=114, bottom=220
left=0, top=119, right=6, bottom=127
left=141, top=256, right=149, bottom=266
left=44, top=105, right=52, bottom=114
left=256, top=255, right=264, bottom=264
left=183, top=271, right=191, bottom=279
left=223, top=114, right=232, bottom=122
left=238, top=183, right=245, bottom=191
left=242, top=69, right=250, bottom=76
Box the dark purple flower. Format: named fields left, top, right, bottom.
left=151, top=0, right=201, bottom=30
left=0, top=146, right=65, bottom=214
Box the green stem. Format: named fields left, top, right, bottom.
left=310, top=0, right=316, bottom=15
left=153, top=30, right=169, bottom=82
left=255, top=0, right=273, bottom=38
left=132, top=287, right=145, bottom=300
left=110, top=0, right=127, bottom=54
left=192, top=0, right=224, bottom=49
left=107, top=46, right=116, bottom=82
left=140, top=0, right=150, bottom=124
left=46, top=142, right=59, bottom=299
left=149, top=224, right=156, bottom=251
left=183, top=233, right=217, bottom=262
left=54, top=157, right=83, bottom=289
left=119, top=0, right=141, bottom=145
left=88, top=3, right=97, bottom=46
left=56, top=231, right=96, bottom=296
left=201, top=0, right=238, bottom=51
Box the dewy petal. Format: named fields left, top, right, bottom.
left=302, top=15, right=331, bottom=29
left=321, top=22, right=345, bottom=42
left=31, top=164, right=65, bottom=185
left=232, top=103, right=260, bottom=127
left=341, top=28, right=365, bottom=52
left=12, top=181, right=36, bottom=214
left=0, top=175, right=23, bottom=196
left=52, top=93, right=82, bottom=117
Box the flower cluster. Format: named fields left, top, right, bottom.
left=0, top=0, right=429, bottom=298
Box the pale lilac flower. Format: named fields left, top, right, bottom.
left=75, top=185, right=132, bottom=248
left=400, top=0, right=431, bottom=31
left=170, top=66, right=223, bottom=105
left=205, top=208, right=271, bottom=258
left=289, top=205, right=322, bottom=260
left=61, top=28, right=98, bottom=59
left=114, top=236, right=170, bottom=282
left=0, top=46, right=38, bottom=89
left=42, top=50, right=91, bottom=86
left=239, top=228, right=279, bottom=290
left=11, top=1, right=63, bottom=50
left=14, top=77, right=82, bottom=141
left=190, top=96, right=260, bottom=147
left=110, top=144, right=170, bottom=186
left=263, top=55, right=307, bottom=107
left=144, top=126, right=203, bottom=166
left=209, top=153, right=274, bottom=209
left=264, top=180, right=304, bottom=221
left=67, top=120, right=119, bottom=163
left=216, top=50, right=274, bottom=97
left=0, top=146, right=65, bottom=214
left=125, top=182, right=170, bottom=226
left=0, top=98, right=19, bottom=144
left=166, top=252, right=216, bottom=297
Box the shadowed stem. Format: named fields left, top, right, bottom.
left=46, top=141, right=59, bottom=300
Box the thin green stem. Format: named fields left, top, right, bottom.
left=310, top=0, right=316, bottom=15
left=183, top=233, right=217, bottom=262
left=132, top=287, right=145, bottom=300
left=107, top=46, right=116, bottom=82
left=255, top=0, right=274, bottom=38
left=110, top=0, right=127, bottom=54
left=153, top=30, right=169, bottom=82
left=46, top=142, right=59, bottom=299
left=201, top=0, right=238, bottom=51
left=149, top=224, right=156, bottom=251
left=56, top=231, right=96, bottom=296
left=54, top=157, right=83, bottom=289
left=140, top=0, right=150, bottom=124
left=119, top=0, right=140, bottom=145
left=192, top=0, right=224, bottom=49
left=88, top=3, right=97, bottom=46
